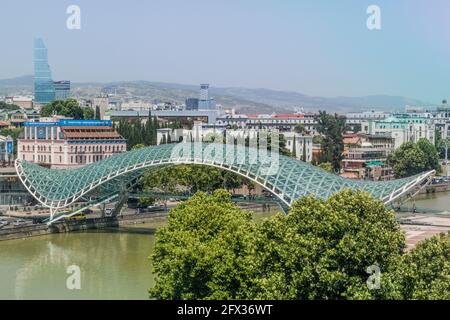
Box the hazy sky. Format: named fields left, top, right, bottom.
left=1, top=0, right=449, bottom=102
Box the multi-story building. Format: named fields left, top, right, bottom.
left=34, top=38, right=55, bottom=105
left=0, top=135, right=14, bottom=163
left=54, top=80, right=71, bottom=100
left=362, top=113, right=435, bottom=149
left=198, top=84, right=215, bottom=110
left=341, top=133, right=395, bottom=180
left=18, top=120, right=127, bottom=169
left=283, top=132, right=313, bottom=162
left=156, top=123, right=314, bottom=163
left=216, top=113, right=318, bottom=135
left=185, top=98, right=199, bottom=111
left=345, top=110, right=389, bottom=132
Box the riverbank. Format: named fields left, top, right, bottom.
left=0, top=212, right=168, bottom=242
left=0, top=202, right=281, bottom=242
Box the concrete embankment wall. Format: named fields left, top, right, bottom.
left=0, top=212, right=168, bottom=242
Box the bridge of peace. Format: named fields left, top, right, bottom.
left=14, top=143, right=435, bottom=224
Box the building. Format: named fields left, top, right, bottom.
left=155, top=122, right=314, bottom=162
left=110, top=109, right=223, bottom=125
left=92, top=97, right=109, bottom=119
left=6, top=96, right=34, bottom=109
left=198, top=84, right=216, bottom=110
left=362, top=113, right=435, bottom=149
left=0, top=135, right=14, bottom=164
left=216, top=113, right=318, bottom=135
left=18, top=120, right=127, bottom=169
left=341, top=133, right=395, bottom=180
left=53, top=80, right=71, bottom=100
left=185, top=98, right=199, bottom=111
left=283, top=132, right=313, bottom=162
left=34, top=38, right=55, bottom=105
left=346, top=110, right=389, bottom=132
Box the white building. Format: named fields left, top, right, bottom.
left=156, top=123, right=313, bottom=163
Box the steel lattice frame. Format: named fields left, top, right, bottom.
left=15, top=143, right=434, bottom=223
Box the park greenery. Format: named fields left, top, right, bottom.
left=314, top=111, right=347, bottom=172
left=317, top=162, right=334, bottom=173
left=150, top=189, right=450, bottom=300
left=40, top=98, right=95, bottom=120
left=140, top=165, right=255, bottom=207
left=0, top=101, right=21, bottom=111
left=387, top=139, right=440, bottom=178
left=116, top=117, right=159, bottom=149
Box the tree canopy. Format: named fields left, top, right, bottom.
left=314, top=111, right=347, bottom=172
left=150, top=189, right=450, bottom=300
left=387, top=139, right=439, bottom=178
left=40, top=98, right=94, bottom=120
left=150, top=190, right=258, bottom=300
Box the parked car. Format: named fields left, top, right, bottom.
left=12, top=219, right=26, bottom=226
left=68, top=213, right=86, bottom=221
left=32, top=217, right=46, bottom=224
left=104, top=208, right=113, bottom=217
left=82, top=209, right=94, bottom=215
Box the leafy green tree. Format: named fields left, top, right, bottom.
left=0, top=102, right=21, bottom=111
left=131, top=144, right=145, bottom=150
left=95, top=105, right=101, bottom=120
left=381, top=232, right=450, bottom=300
left=252, top=190, right=405, bottom=300
left=387, top=140, right=438, bottom=178
left=40, top=99, right=86, bottom=119
left=83, top=107, right=95, bottom=120
left=142, top=166, right=181, bottom=208
left=317, top=162, right=334, bottom=173
left=150, top=190, right=257, bottom=300
left=150, top=188, right=450, bottom=300
left=314, top=111, right=347, bottom=172
left=416, top=138, right=439, bottom=172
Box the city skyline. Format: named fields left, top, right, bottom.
left=1, top=0, right=450, bottom=103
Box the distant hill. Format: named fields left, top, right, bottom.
left=0, top=76, right=435, bottom=113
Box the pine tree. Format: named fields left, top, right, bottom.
left=292, top=135, right=297, bottom=159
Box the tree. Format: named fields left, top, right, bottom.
left=83, top=107, right=95, bottom=120
left=131, top=144, right=145, bottom=150
left=150, top=189, right=450, bottom=300
left=95, top=105, right=101, bottom=120
left=387, top=140, right=438, bottom=178
left=40, top=99, right=87, bottom=119
left=416, top=138, right=439, bottom=172
left=252, top=190, right=405, bottom=300
left=294, top=124, right=308, bottom=135
left=314, top=111, right=347, bottom=172
left=150, top=190, right=257, bottom=300
left=317, top=162, right=334, bottom=173
left=142, top=166, right=181, bottom=208
left=0, top=102, right=21, bottom=111
left=381, top=232, right=450, bottom=300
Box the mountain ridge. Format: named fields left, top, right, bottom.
left=0, top=75, right=435, bottom=113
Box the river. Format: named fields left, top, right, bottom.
left=0, top=209, right=277, bottom=300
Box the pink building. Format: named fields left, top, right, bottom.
left=18, top=120, right=127, bottom=169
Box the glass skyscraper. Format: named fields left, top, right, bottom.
left=34, top=38, right=55, bottom=105
left=54, top=80, right=71, bottom=100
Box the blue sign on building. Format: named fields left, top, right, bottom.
left=6, top=140, right=13, bottom=154
left=58, top=120, right=112, bottom=127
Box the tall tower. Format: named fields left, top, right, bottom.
left=34, top=38, right=55, bottom=105
left=199, top=84, right=212, bottom=110
left=199, top=84, right=209, bottom=101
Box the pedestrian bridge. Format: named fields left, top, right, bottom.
left=15, top=143, right=434, bottom=224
